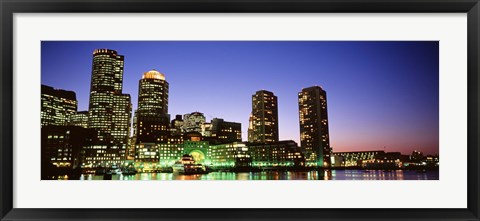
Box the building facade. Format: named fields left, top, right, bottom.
left=41, top=125, right=96, bottom=171
left=209, top=142, right=251, bottom=168
left=182, top=112, right=206, bottom=133
left=211, top=118, right=242, bottom=144
left=170, top=114, right=184, bottom=136
left=112, top=94, right=132, bottom=145
left=82, top=144, right=127, bottom=168
left=41, top=85, right=77, bottom=127
left=298, top=86, right=331, bottom=167
left=134, top=70, right=170, bottom=144
left=333, top=150, right=385, bottom=167
left=247, top=140, right=305, bottom=167
left=87, top=49, right=131, bottom=145
left=68, top=111, right=89, bottom=128
left=248, top=90, right=279, bottom=143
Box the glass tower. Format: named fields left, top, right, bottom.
left=298, top=86, right=331, bottom=167
left=249, top=90, right=279, bottom=143
left=88, top=49, right=131, bottom=145
left=135, top=70, right=170, bottom=144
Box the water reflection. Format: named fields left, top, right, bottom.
left=78, top=170, right=439, bottom=181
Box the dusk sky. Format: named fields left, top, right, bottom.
left=41, top=41, right=439, bottom=155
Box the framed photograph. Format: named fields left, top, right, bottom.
left=1, top=0, right=479, bottom=220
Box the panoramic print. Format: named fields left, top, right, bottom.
left=41, top=41, right=439, bottom=180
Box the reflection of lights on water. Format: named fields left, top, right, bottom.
left=76, top=170, right=437, bottom=180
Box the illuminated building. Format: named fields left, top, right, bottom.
left=249, top=90, right=278, bottom=143
left=68, top=111, right=88, bottom=128
left=247, top=140, right=304, bottom=167
left=182, top=112, right=206, bottom=133
left=88, top=49, right=131, bottom=145
left=170, top=114, right=184, bottom=136
left=82, top=144, right=127, bottom=168
left=248, top=112, right=254, bottom=142
left=201, top=122, right=213, bottom=137
left=135, top=70, right=170, bottom=144
left=333, top=150, right=384, bottom=167
left=112, top=94, right=132, bottom=145
left=134, top=143, right=184, bottom=171
left=158, top=143, right=184, bottom=167
left=209, top=142, right=251, bottom=168
left=298, top=86, right=331, bottom=167
left=41, top=125, right=96, bottom=178
left=134, top=143, right=160, bottom=172
left=410, top=150, right=425, bottom=162
left=211, top=118, right=242, bottom=144
left=137, top=70, right=169, bottom=115
left=41, top=85, right=77, bottom=127
left=183, top=140, right=210, bottom=164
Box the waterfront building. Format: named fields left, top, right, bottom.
left=247, top=140, right=305, bottom=167
left=135, top=70, right=170, bottom=144
left=333, top=150, right=385, bottom=167
left=158, top=143, right=184, bottom=167
left=209, top=142, right=251, bottom=168
left=127, top=136, right=136, bottom=160
left=410, top=150, right=425, bottom=162
left=41, top=125, right=96, bottom=173
left=82, top=144, right=127, bottom=168
left=41, top=85, right=77, bottom=127
left=182, top=112, right=206, bottom=133
left=134, top=142, right=184, bottom=171
left=298, top=86, right=331, bottom=167
left=88, top=49, right=131, bottom=145
left=134, top=142, right=160, bottom=172
left=68, top=111, right=89, bottom=128
left=211, top=118, right=242, bottom=144
left=183, top=140, right=210, bottom=164
left=249, top=90, right=279, bottom=143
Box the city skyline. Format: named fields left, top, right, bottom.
left=41, top=41, right=439, bottom=155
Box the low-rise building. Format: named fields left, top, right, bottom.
left=247, top=140, right=305, bottom=167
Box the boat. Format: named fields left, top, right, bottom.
left=172, top=154, right=208, bottom=175
left=122, top=168, right=138, bottom=175
left=106, top=166, right=122, bottom=175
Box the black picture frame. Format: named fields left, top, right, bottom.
left=1, top=0, right=479, bottom=220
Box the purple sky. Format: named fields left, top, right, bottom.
left=41, top=41, right=439, bottom=155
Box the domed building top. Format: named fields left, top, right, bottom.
left=142, top=70, right=165, bottom=80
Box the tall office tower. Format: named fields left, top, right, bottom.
left=135, top=70, right=170, bottom=144
left=68, top=111, right=89, bottom=128
left=182, top=112, right=206, bottom=133
left=298, top=86, right=331, bottom=167
left=249, top=90, right=279, bottom=143
left=41, top=84, right=77, bottom=127
left=88, top=49, right=131, bottom=145
left=112, top=94, right=132, bottom=145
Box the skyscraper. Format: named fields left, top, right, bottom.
left=41, top=84, right=77, bottom=127
left=249, top=90, right=279, bottom=143
left=112, top=94, right=132, bottom=145
left=88, top=49, right=131, bottom=145
left=298, top=86, right=331, bottom=167
left=135, top=70, right=170, bottom=144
